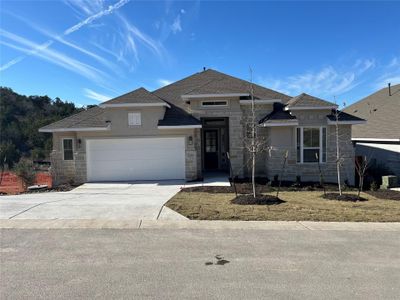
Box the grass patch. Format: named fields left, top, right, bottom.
left=166, top=190, right=400, bottom=222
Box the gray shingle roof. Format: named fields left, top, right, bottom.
left=259, top=103, right=297, bottom=124
left=153, top=69, right=292, bottom=107
left=286, top=93, right=337, bottom=108
left=343, top=84, right=400, bottom=139
left=101, top=87, right=166, bottom=105
left=326, top=110, right=366, bottom=122
left=158, top=103, right=201, bottom=126
left=39, top=106, right=107, bottom=131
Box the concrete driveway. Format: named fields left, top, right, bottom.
left=0, top=182, right=184, bottom=220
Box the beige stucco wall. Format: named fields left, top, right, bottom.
left=51, top=107, right=199, bottom=184
left=50, top=103, right=356, bottom=186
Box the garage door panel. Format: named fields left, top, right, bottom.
left=87, top=137, right=185, bottom=181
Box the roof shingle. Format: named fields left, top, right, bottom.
left=101, top=87, right=166, bottom=105
left=286, top=93, right=337, bottom=108
left=343, top=84, right=400, bottom=139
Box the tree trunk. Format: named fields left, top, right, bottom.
left=335, top=115, right=342, bottom=196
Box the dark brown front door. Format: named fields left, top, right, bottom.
left=204, top=129, right=219, bottom=170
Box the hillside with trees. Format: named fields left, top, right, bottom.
left=0, top=87, right=84, bottom=168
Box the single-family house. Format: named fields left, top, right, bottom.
left=39, top=69, right=365, bottom=184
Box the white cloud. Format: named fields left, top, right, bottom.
left=374, top=56, right=400, bottom=88
left=259, top=59, right=375, bottom=98
left=1, top=0, right=130, bottom=72
left=0, top=29, right=106, bottom=82
left=84, top=88, right=111, bottom=102
left=116, top=12, right=164, bottom=60
left=157, top=79, right=173, bottom=87
left=180, top=9, right=186, bottom=14
left=64, top=0, right=130, bottom=35
left=171, top=15, right=182, bottom=34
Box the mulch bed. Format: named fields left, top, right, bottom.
left=181, top=183, right=349, bottom=194
left=365, top=190, right=400, bottom=201
left=231, top=194, right=285, bottom=205
left=322, top=193, right=367, bottom=202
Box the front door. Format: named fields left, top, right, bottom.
left=204, top=129, right=219, bottom=170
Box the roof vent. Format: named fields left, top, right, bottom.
left=388, top=83, right=392, bottom=96
left=203, top=67, right=206, bottom=71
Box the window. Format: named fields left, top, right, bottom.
left=296, top=127, right=327, bottom=163
left=63, top=138, right=74, bottom=160
left=128, top=112, right=141, bottom=126
left=201, top=100, right=228, bottom=107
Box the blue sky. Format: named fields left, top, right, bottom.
left=0, top=1, right=399, bottom=107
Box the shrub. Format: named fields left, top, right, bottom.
left=370, top=181, right=379, bottom=191
left=13, top=158, right=35, bottom=185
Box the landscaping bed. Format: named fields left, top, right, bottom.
left=322, top=193, right=367, bottom=202
left=365, top=189, right=400, bottom=201
left=166, top=190, right=400, bottom=222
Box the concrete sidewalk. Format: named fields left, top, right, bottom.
left=1, top=219, right=399, bottom=231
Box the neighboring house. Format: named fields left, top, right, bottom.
left=39, top=69, right=365, bottom=185
left=343, top=83, right=400, bottom=178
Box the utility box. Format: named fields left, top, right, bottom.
left=380, top=175, right=398, bottom=189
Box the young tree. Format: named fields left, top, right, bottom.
left=276, top=150, right=289, bottom=198
left=355, top=155, right=371, bottom=198
left=332, top=100, right=349, bottom=196
left=244, top=68, right=270, bottom=198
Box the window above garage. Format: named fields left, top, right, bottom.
left=128, top=112, right=141, bottom=126
left=201, top=100, right=228, bottom=107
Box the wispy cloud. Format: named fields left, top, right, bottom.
left=116, top=12, right=164, bottom=60
left=157, top=79, right=173, bottom=87
left=64, top=0, right=130, bottom=35
left=63, top=0, right=105, bottom=16
left=0, top=0, right=130, bottom=73
left=0, top=29, right=106, bottom=82
left=375, top=56, right=400, bottom=88
left=259, top=59, right=376, bottom=98
left=4, top=11, right=120, bottom=74
left=84, top=88, right=112, bottom=102
left=171, top=14, right=182, bottom=34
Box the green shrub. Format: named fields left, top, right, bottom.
left=370, top=181, right=379, bottom=191
left=14, top=158, right=35, bottom=185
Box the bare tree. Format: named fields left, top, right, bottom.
left=332, top=107, right=344, bottom=195
left=315, top=153, right=326, bottom=196
left=355, top=155, right=371, bottom=198
left=244, top=68, right=270, bottom=198
left=276, top=150, right=289, bottom=198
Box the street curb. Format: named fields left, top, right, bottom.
left=1, top=219, right=400, bottom=231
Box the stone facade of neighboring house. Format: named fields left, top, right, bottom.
left=40, top=69, right=365, bottom=185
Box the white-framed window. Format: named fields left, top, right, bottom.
left=128, top=112, right=141, bottom=126
left=62, top=138, right=74, bottom=161
left=296, top=127, right=327, bottom=163
left=201, top=100, right=228, bottom=107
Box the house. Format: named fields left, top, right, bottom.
left=343, top=83, right=400, bottom=178
left=39, top=69, right=365, bottom=185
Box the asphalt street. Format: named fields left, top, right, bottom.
left=1, top=228, right=399, bottom=299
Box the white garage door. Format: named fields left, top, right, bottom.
left=86, top=137, right=185, bottom=182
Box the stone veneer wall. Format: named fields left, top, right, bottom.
left=240, top=104, right=274, bottom=177
left=191, top=97, right=245, bottom=178
left=265, top=125, right=355, bottom=185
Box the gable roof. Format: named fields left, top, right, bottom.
left=326, top=110, right=366, bottom=123
left=153, top=69, right=292, bottom=106
left=259, top=103, right=298, bottom=126
left=343, top=84, right=400, bottom=140
left=101, top=87, right=167, bottom=106
left=286, top=93, right=337, bottom=109
left=158, top=102, right=201, bottom=127
left=39, top=106, right=108, bottom=132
